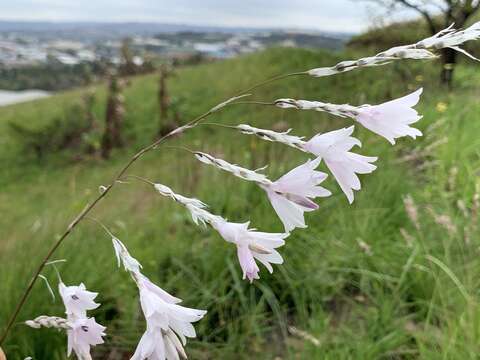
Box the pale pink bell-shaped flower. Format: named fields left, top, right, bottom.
left=303, top=126, right=377, bottom=204
left=262, top=157, right=331, bottom=232
left=355, top=88, right=423, bottom=145
left=67, top=317, right=106, bottom=360
left=59, top=282, right=100, bottom=317
left=211, top=219, right=287, bottom=282
left=131, top=328, right=189, bottom=360
left=132, top=274, right=207, bottom=360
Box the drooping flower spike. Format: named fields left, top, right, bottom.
left=194, top=152, right=331, bottom=232
left=110, top=236, right=207, bottom=360
left=154, top=183, right=288, bottom=281
left=275, top=88, right=423, bottom=145
left=237, top=125, right=377, bottom=203
left=306, top=22, right=480, bottom=77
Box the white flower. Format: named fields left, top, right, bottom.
left=192, top=152, right=330, bottom=231
left=211, top=219, right=287, bottom=282
left=28, top=283, right=106, bottom=359
left=59, top=282, right=100, bottom=317
left=67, top=317, right=106, bottom=360
left=107, top=233, right=206, bottom=359
left=132, top=328, right=188, bottom=360
left=303, top=126, right=377, bottom=203
left=132, top=274, right=207, bottom=360
left=275, top=89, right=424, bottom=145
left=262, top=157, right=331, bottom=232
left=355, top=88, right=423, bottom=145
left=153, top=183, right=289, bottom=280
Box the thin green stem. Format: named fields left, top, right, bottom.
left=229, top=101, right=276, bottom=106
left=122, top=175, right=155, bottom=186
left=232, top=71, right=308, bottom=97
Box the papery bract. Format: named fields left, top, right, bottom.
left=112, top=236, right=143, bottom=274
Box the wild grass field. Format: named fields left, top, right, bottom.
left=1, top=46, right=480, bottom=359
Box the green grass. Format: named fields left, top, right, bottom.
left=1, top=47, right=480, bottom=359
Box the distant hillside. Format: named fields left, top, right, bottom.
left=0, top=20, right=352, bottom=41
left=347, top=18, right=431, bottom=51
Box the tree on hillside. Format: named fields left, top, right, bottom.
left=101, top=74, right=126, bottom=159
left=359, top=0, right=480, bottom=86
left=119, top=38, right=138, bottom=76
left=157, top=63, right=183, bottom=137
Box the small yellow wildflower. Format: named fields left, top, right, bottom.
left=436, top=102, right=448, bottom=113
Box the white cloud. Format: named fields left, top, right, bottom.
left=0, top=0, right=420, bottom=33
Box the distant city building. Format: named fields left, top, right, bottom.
left=0, top=23, right=348, bottom=68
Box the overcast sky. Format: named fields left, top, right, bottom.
left=0, top=0, right=420, bottom=33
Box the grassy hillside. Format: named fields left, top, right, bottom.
left=1, top=47, right=480, bottom=359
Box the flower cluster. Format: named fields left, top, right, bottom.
left=26, top=282, right=106, bottom=360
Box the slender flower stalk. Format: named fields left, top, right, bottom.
left=153, top=183, right=288, bottom=281
left=275, top=88, right=424, bottom=144
left=194, top=152, right=330, bottom=231
left=306, top=22, right=480, bottom=77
